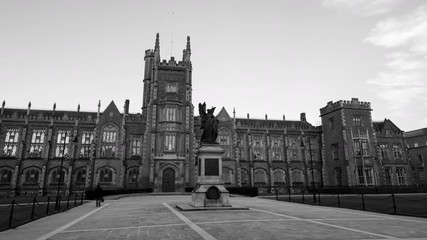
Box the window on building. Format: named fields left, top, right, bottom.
left=353, top=116, right=362, bottom=126
left=99, top=168, right=113, bottom=183
left=253, top=149, right=263, bottom=160
left=75, top=168, right=86, bottom=184
left=101, top=125, right=118, bottom=158
left=414, top=142, right=419, bottom=148
left=217, top=128, right=231, bottom=145
left=131, top=137, right=142, bottom=156
left=361, top=141, right=369, bottom=156
left=329, top=117, right=335, bottom=130
left=396, top=168, right=406, bottom=185
left=164, top=134, right=176, bottom=151
left=385, top=129, right=391, bottom=137
left=365, top=167, right=373, bottom=185
left=271, top=149, right=281, bottom=160
left=332, top=143, right=339, bottom=160
left=358, top=167, right=373, bottom=185
left=334, top=167, right=342, bottom=186
left=2, top=129, right=20, bottom=157
left=80, top=131, right=94, bottom=158
left=380, top=144, right=389, bottom=159
left=385, top=168, right=392, bottom=185
left=273, top=169, right=286, bottom=186
left=127, top=168, right=138, bottom=183
left=354, top=141, right=361, bottom=156
left=418, top=155, right=424, bottom=167
left=392, top=145, right=401, bottom=158
left=24, top=168, right=40, bottom=183
left=29, top=130, right=45, bottom=158
left=51, top=169, right=65, bottom=184
left=292, top=169, right=304, bottom=187
left=163, top=107, right=177, bottom=121
left=222, top=168, right=233, bottom=184
left=241, top=169, right=249, bottom=186
left=166, top=82, right=178, bottom=93
left=0, top=168, right=12, bottom=184
left=254, top=169, right=267, bottom=185
left=55, top=130, right=70, bottom=158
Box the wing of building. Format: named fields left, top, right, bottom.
left=0, top=34, right=423, bottom=197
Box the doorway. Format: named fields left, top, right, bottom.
left=162, top=168, right=175, bottom=192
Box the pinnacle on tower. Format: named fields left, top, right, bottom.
left=154, top=33, right=160, bottom=62
left=183, top=36, right=191, bottom=62
left=155, top=33, right=160, bottom=50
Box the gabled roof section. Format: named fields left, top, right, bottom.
left=99, top=101, right=122, bottom=125
left=216, top=107, right=232, bottom=122
left=373, top=118, right=403, bottom=133
left=103, top=101, right=120, bottom=115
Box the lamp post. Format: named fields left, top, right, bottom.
left=55, top=130, right=67, bottom=210
left=308, top=138, right=316, bottom=203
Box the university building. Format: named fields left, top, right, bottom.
left=0, top=34, right=419, bottom=197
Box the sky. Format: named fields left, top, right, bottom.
left=1, top=0, right=426, bottom=131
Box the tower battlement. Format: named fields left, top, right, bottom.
left=158, top=57, right=190, bottom=68
left=144, top=49, right=154, bottom=58
left=320, top=98, right=371, bottom=116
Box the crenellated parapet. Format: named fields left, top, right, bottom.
left=158, top=57, right=191, bottom=68
left=144, top=49, right=154, bottom=59
left=320, top=98, right=371, bottom=116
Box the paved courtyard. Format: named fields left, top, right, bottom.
left=1, top=194, right=427, bottom=240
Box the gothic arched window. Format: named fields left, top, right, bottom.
left=99, top=168, right=113, bottom=183
left=25, top=168, right=40, bottom=183
left=75, top=168, right=87, bottom=184
left=273, top=169, right=286, bottom=186
left=127, top=168, right=138, bottom=183
left=101, top=124, right=118, bottom=158
left=254, top=169, right=267, bottom=185
left=51, top=168, right=66, bottom=184
left=0, top=168, right=13, bottom=184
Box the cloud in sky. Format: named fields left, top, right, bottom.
left=365, top=4, right=427, bottom=116
left=321, top=0, right=403, bottom=16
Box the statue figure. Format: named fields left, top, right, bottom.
left=198, top=102, right=219, bottom=143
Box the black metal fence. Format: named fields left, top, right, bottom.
left=0, top=193, right=85, bottom=232
left=267, top=190, right=427, bottom=218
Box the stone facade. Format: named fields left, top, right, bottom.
left=404, top=128, right=427, bottom=186
left=0, top=35, right=421, bottom=197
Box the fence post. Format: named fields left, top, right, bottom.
left=288, top=188, right=291, bottom=202
left=58, top=195, right=61, bottom=212
left=302, top=190, right=305, bottom=204
left=8, top=200, right=15, bottom=228
left=361, top=193, right=365, bottom=211
left=74, top=193, right=77, bottom=207
left=318, top=193, right=321, bottom=205
left=67, top=194, right=70, bottom=209
left=81, top=193, right=84, bottom=205
left=392, top=193, right=397, bottom=214
left=337, top=193, right=341, bottom=207
left=46, top=196, right=50, bottom=216
left=31, top=197, right=36, bottom=220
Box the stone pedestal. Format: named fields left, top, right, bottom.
left=190, top=144, right=231, bottom=207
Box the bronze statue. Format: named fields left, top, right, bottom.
left=198, top=102, right=219, bottom=143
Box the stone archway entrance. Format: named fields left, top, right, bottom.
left=162, top=168, right=175, bottom=192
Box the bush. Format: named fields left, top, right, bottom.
left=85, top=188, right=153, bottom=200
left=314, top=186, right=427, bottom=194
left=226, top=187, right=258, bottom=197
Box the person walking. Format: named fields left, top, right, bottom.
left=94, top=184, right=103, bottom=207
